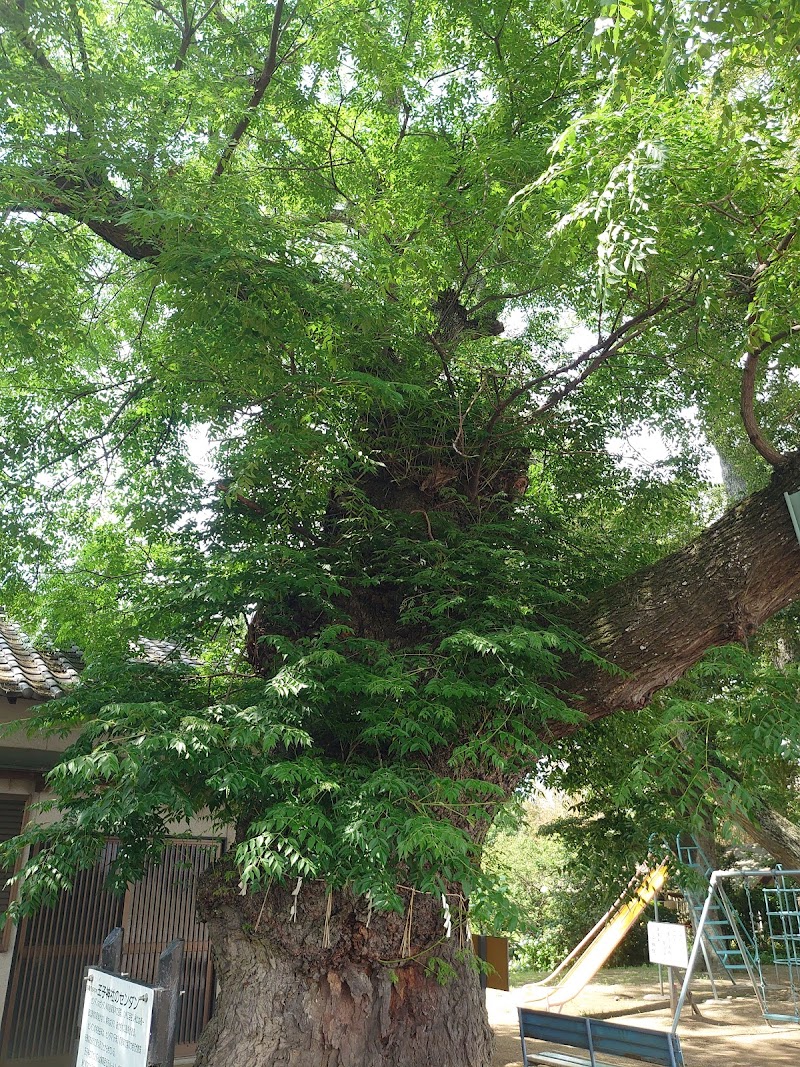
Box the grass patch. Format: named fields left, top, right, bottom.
left=509, top=963, right=663, bottom=990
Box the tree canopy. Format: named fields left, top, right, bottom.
left=2, top=1, right=800, bottom=1064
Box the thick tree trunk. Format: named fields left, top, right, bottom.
left=720, top=801, right=800, bottom=872
left=195, top=870, right=492, bottom=1067
left=555, top=451, right=800, bottom=733
left=672, top=737, right=800, bottom=871
left=698, top=768, right=800, bottom=872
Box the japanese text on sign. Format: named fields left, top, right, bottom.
left=647, top=921, right=689, bottom=968
left=76, top=968, right=154, bottom=1067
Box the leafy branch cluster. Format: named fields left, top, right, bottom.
left=2, top=0, right=800, bottom=939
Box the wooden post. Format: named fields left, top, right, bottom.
left=477, top=934, right=488, bottom=991
left=100, top=926, right=124, bottom=972
left=149, top=938, right=184, bottom=1067
left=75, top=928, right=124, bottom=1056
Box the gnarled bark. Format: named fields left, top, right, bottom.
left=195, top=869, right=492, bottom=1067
left=731, top=804, right=800, bottom=872
left=555, top=451, right=800, bottom=734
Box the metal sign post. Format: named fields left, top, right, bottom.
left=648, top=922, right=688, bottom=1016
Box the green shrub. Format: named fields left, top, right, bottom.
left=482, top=797, right=654, bottom=972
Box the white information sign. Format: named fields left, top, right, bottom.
left=76, top=968, right=154, bottom=1067
left=647, top=921, right=689, bottom=969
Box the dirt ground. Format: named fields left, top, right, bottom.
left=489, top=972, right=800, bottom=1066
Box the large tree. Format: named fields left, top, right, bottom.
left=2, top=2, right=800, bottom=1065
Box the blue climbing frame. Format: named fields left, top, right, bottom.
left=673, top=867, right=800, bottom=1029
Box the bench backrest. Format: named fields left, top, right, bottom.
left=519, top=1008, right=685, bottom=1067
left=519, top=1010, right=593, bottom=1053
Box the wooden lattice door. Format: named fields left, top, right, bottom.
left=0, top=837, right=222, bottom=1065
left=121, top=839, right=220, bottom=1055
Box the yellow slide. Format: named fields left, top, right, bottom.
left=523, top=863, right=669, bottom=1012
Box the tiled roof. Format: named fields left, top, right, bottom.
left=135, top=637, right=199, bottom=667
left=0, top=621, right=199, bottom=701
left=0, top=618, right=82, bottom=700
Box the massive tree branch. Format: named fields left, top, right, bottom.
left=550, top=451, right=800, bottom=734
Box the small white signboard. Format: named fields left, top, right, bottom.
left=647, top=921, right=689, bottom=969
left=76, top=968, right=153, bottom=1067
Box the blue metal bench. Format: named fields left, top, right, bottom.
left=518, top=1007, right=685, bottom=1067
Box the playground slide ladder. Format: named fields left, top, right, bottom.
left=762, top=878, right=800, bottom=962
left=676, top=836, right=764, bottom=1004
left=672, top=866, right=800, bottom=1028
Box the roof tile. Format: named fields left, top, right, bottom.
left=0, top=618, right=81, bottom=700
left=0, top=620, right=198, bottom=701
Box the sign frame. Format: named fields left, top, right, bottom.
left=74, top=928, right=184, bottom=1067
left=76, top=967, right=155, bottom=1067
left=647, top=921, right=689, bottom=969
